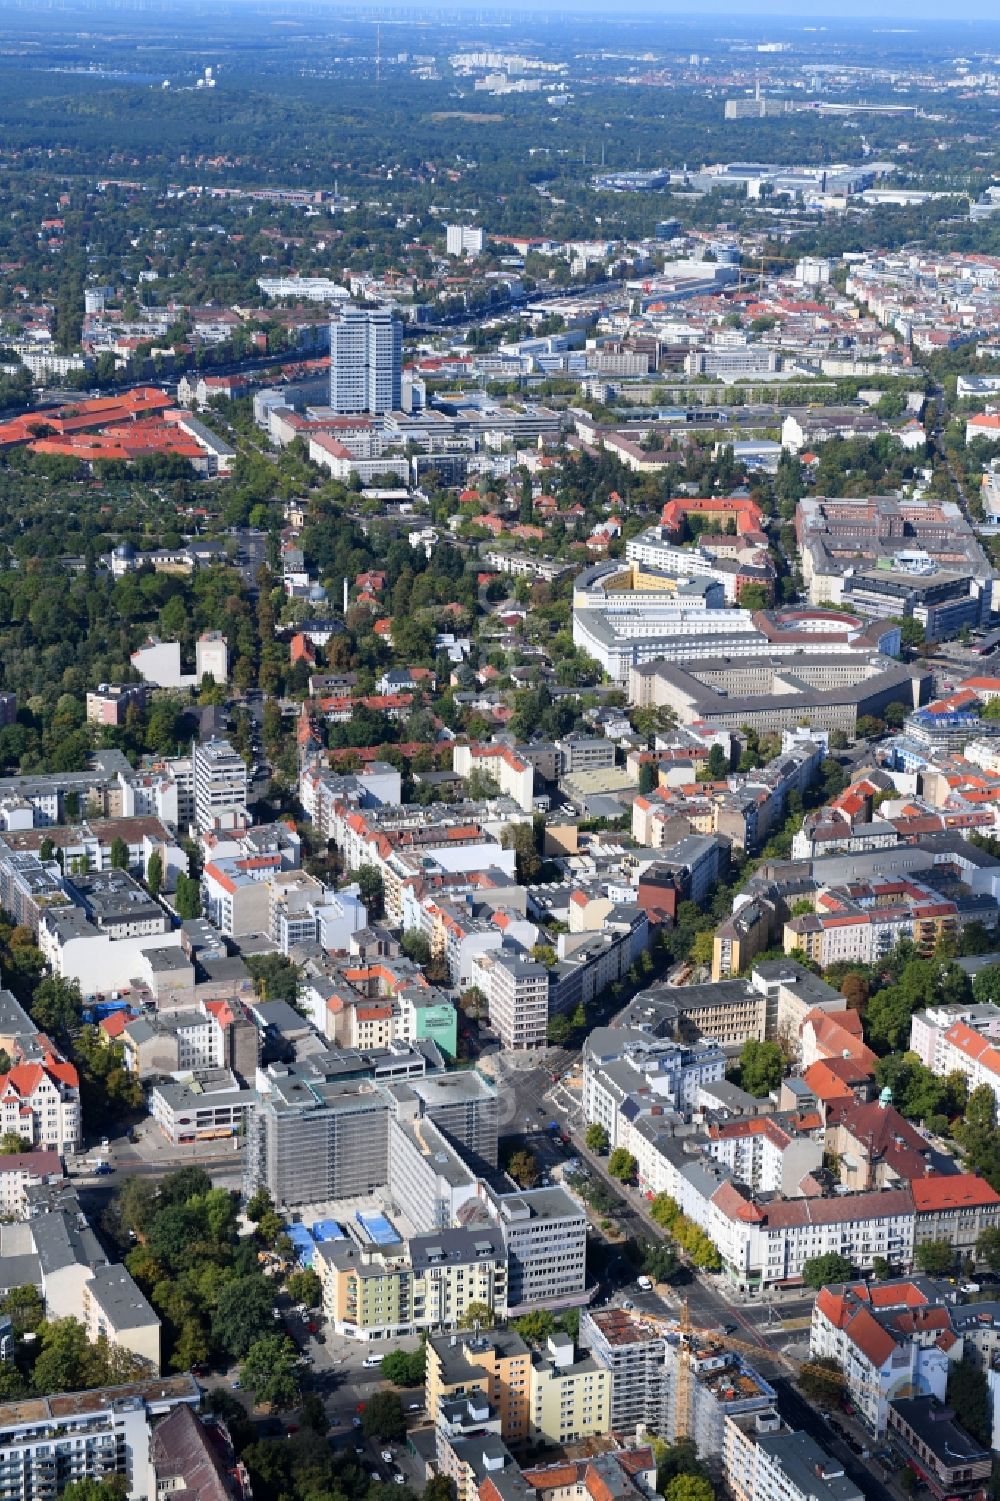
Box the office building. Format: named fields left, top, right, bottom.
left=192, top=738, right=248, bottom=834
left=446, top=225, right=485, bottom=257
left=493, top=1186, right=587, bottom=1313
left=329, top=305, right=402, bottom=415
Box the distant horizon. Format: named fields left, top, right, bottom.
left=3, top=0, right=1000, bottom=21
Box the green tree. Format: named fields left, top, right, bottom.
left=174, top=872, right=201, bottom=920
left=506, top=1149, right=540, bottom=1188
left=640, top=1240, right=678, bottom=1282
left=147, top=851, right=163, bottom=898
left=240, top=1334, right=302, bottom=1411
left=802, top=1253, right=852, bottom=1289
left=738, top=1039, right=784, bottom=1097
left=607, top=1147, right=638, bottom=1182
left=354, top=863, right=385, bottom=918
left=871, top=1256, right=892, bottom=1280
left=547, top=1012, right=571, bottom=1045
left=424, top=1477, right=457, bottom=1501
left=0, top=1130, right=27, bottom=1153
left=29, top=975, right=82, bottom=1041
left=245, top=954, right=299, bottom=1005
left=285, top=1268, right=322, bottom=1307
left=0, top=1284, right=43, bottom=1335
left=110, top=837, right=129, bottom=870
left=706, top=743, right=729, bottom=779
left=245, top=1188, right=274, bottom=1223
left=914, top=1240, right=955, bottom=1276
left=665, top=1477, right=715, bottom=1501
left=656, top=1439, right=710, bottom=1493
left=59, top=1481, right=128, bottom=1501
left=32, top=1317, right=105, bottom=1394
left=212, top=1275, right=275, bottom=1359
left=381, top=1347, right=426, bottom=1386
left=973, top=966, right=1000, bottom=1006
left=947, top=1359, right=990, bottom=1446
left=514, top=1309, right=556, bottom=1344
left=501, top=822, right=541, bottom=884
left=457, top=1301, right=494, bottom=1330
left=300, top=1391, right=330, bottom=1435
left=361, top=1390, right=407, bottom=1441
left=401, top=931, right=432, bottom=967
left=977, top=1226, right=1000, bottom=1272
left=585, top=1123, right=610, bottom=1154
left=638, top=762, right=658, bottom=795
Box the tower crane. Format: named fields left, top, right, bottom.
left=638, top=1299, right=891, bottom=1441
left=736, top=254, right=794, bottom=291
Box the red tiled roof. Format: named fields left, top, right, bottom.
left=911, top=1173, right=1000, bottom=1211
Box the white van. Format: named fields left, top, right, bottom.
left=637, top=1276, right=653, bottom=1291
left=363, top=1353, right=382, bottom=1368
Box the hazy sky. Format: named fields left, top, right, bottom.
left=401, top=0, right=1000, bottom=21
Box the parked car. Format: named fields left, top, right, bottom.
left=381, top=1451, right=394, bottom=1464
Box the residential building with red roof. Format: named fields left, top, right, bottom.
left=453, top=741, right=534, bottom=813
left=824, top=1096, right=942, bottom=1191
left=0, top=1053, right=81, bottom=1153
left=933, top=1019, right=1000, bottom=1111
left=911, top=1173, right=1000, bottom=1262
left=811, top=1277, right=957, bottom=1435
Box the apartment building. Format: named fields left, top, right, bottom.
left=722, top=1188, right=916, bottom=1292
left=247, top=1070, right=390, bottom=1208
left=0, top=1151, right=62, bottom=1218
left=887, top=1398, right=991, bottom=1498
left=80, top=1263, right=161, bottom=1372
left=619, top=978, right=768, bottom=1049
left=426, top=1327, right=533, bottom=1445
left=528, top=1333, right=612, bottom=1445
left=150, top=1405, right=245, bottom=1501
left=86, top=683, right=149, bottom=726
left=388, top=1113, right=481, bottom=1234
left=0, top=1055, right=81, bottom=1154
left=119, top=998, right=259, bottom=1082
left=663, top=1342, right=777, bottom=1477
left=453, top=743, right=534, bottom=813
left=329, top=305, right=402, bottom=415
left=579, top=1307, right=670, bottom=1432
left=583, top=1028, right=725, bottom=1142
left=435, top=1398, right=511, bottom=1501
left=316, top=1224, right=508, bottom=1341
left=725, top=1421, right=863, bottom=1501
left=0, top=1376, right=200, bottom=1501
left=267, top=869, right=366, bottom=954
left=810, top=1279, right=955, bottom=1435
left=149, top=1069, right=255, bottom=1146
left=245, top=1050, right=494, bottom=1210
left=446, top=225, right=485, bottom=256
left=704, top=1115, right=824, bottom=1199
left=922, top=1019, right=1000, bottom=1113
left=784, top=878, right=959, bottom=967
left=911, top=1174, right=1000, bottom=1261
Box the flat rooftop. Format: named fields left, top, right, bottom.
left=0, top=1373, right=200, bottom=1427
